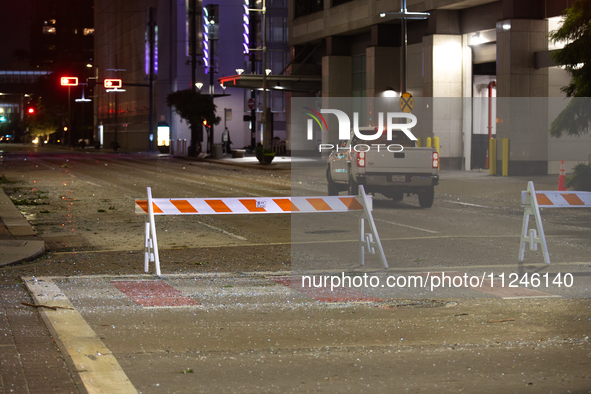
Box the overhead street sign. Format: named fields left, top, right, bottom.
left=60, top=77, right=78, bottom=86
left=104, top=79, right=123, bottom=89
left=399, top=92, right=414, bottom=113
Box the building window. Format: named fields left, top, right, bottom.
left=83, top=28, right=94, bottom=35
left=43, top=26, right=56, bottom=35
left=268, top=16, right=286, bottom=42
left=352, top=54, right=366, bottom=96
left=352, top=54, right=366, bottom=123
left=294, top=0, right=323, bottom=19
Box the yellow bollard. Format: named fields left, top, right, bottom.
left=426, top=137, right=432, bottom=148
left=489, top=138, right=496, bottom=175
left=416, top=137, right=422, bottom=147
left=433, top=136, right=440, bottom=169
left=502, top=138, right=509, bottom=176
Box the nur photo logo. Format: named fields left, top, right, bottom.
left=303, top=108, right=419, bottom=152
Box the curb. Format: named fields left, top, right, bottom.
left=176, top=155, right=292, bottom=171
left=0, top=188, right=45, bottom=267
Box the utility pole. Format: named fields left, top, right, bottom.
left=379, top=1, right=429, bottom=94
left=249, top=0, right=269, bottom=149
left=190, top=0, right=198, bottom=91
left=188, top=0, right=203, bottom=155
left=148, top=7, right=156, bottom=151
left=249, top=0, right=256, bottom=150
left=106, top=67, right=125, bottom=149
left=205, top=4, right=219, bottom=154
left=261, top=0, right=268, bottom=150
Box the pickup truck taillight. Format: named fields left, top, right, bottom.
left=432, top=152, right=439, bottom=168
left=357, top=152, right=366, bottom=167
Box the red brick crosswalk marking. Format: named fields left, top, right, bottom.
left=111, top=281, right=199, bottom=307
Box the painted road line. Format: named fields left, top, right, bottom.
left=195, top=220, right=248, bottom=241
left=111, top=280, right=200, bottom=308
left=374, top=218, right=440, bottom=234
left=441, top=200, right=501, bottom=209
left=271, top=277, right=382, bottom=303
left=416, top=272, right=560, bottom=299
left=23, top=277, right=137, bottom=394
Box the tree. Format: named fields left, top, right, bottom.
left=549, top=0, right=591, bottom=137
left=27, top=100, right=59, bottom=140
left=166, top=89, right=220, bottom=155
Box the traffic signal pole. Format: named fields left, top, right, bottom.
left=67, top=86, right=71, bottom=145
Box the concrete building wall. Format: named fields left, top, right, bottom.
left=288, top=0, right=589, bottom=174
left=95, top=0, right=260, bottom=153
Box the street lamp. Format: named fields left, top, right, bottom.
left=379, top=1, right=429, bottom=93
left=383, top=88, right=397, bottom=98
left=195, top=82, right=203, bottom=91
left=75, top=84, right=92, bottom=102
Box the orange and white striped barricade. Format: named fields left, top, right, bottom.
left=519, top=181, right=591, bottom=265
left=136, top=185, right=387, bottom=275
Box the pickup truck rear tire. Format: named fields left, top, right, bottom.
left=328, top=179, right=340, bottom=196
left=327, top=169, right=341, bottom=196
left=418, top=186, right=434, bottom=208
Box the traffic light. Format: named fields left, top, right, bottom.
left=60, top=77, right=78, bottom=86
left=104, top=79, right=122, bottom=89
left=25, top=104, right=36, bottom=116
left=243, top=115, right=252, bottom=122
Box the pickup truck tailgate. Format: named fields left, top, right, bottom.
left=365, top=147, right=436, bottom=173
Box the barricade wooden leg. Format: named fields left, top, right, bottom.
left=144, top=217, right=151, bottom=273
left=519, top=182, right=551, bottom=265
left=360, top=217, right=365, bottom=266
left=518, top=211, right=530, bottom=262
left=147, top=187, right=162, bottom=276
left=359, top=185, right=388, bottom=269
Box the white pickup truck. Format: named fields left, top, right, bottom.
left=326, top=127, right=439, bottom=208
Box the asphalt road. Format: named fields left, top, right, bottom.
left=1, top=144, right=590, bottom=393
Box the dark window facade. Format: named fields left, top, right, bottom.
left=294, top=0, right=323, bottom=18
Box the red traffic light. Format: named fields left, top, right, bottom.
left=104, top=79, right=122, bottom=89
left=60, top=77, right=78, bottom=86
left=28, top=107, right=35, bottom=114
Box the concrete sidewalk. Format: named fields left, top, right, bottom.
left=0, top=189, right=81, bottom=392
left=0, top=188, right=45, bottom=268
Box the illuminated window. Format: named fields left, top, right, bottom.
left=83, top=28, right=94, bottom=36
left=43, top=26, right=56, bottom=35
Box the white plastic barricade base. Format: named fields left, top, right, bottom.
left=136, top=186, right=387, bottom=275
left=519, top=181, right=591, bottom=265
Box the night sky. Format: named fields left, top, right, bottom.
left=0, top=0, right=33, bottom=69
